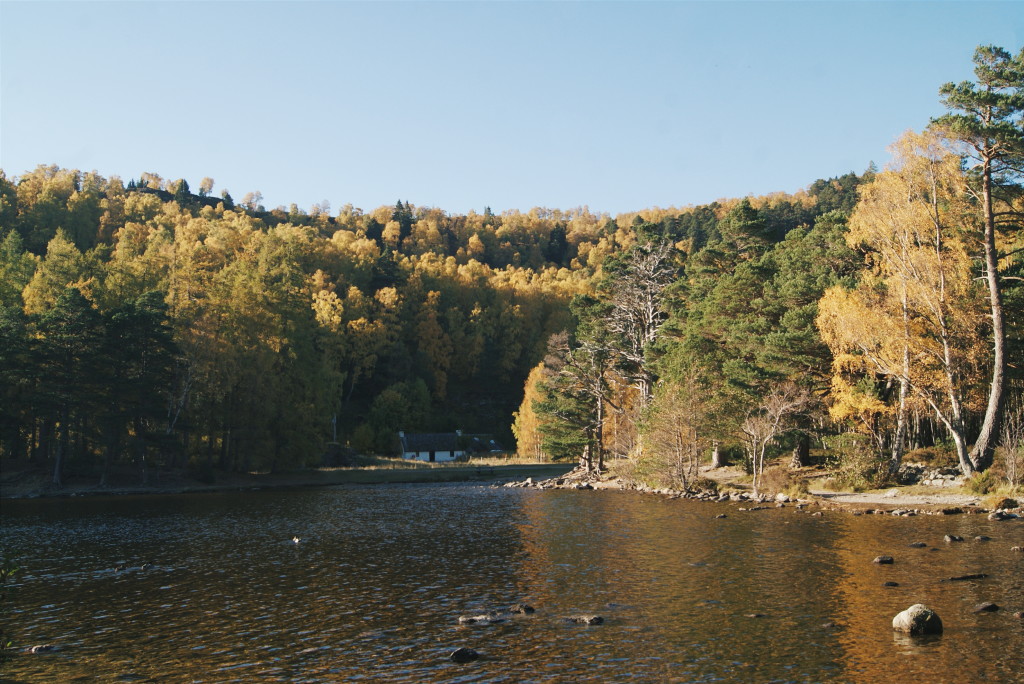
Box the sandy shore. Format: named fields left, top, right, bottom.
left=700, top=465, right=986, bottom=510
left=809, top=489, right=982, bottom=508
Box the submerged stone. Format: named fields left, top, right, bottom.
left=449, top=647, right=479, bottom=663
left=564, top=615, right=603, bottom=625
left=508, top=603, right=535, bottom=614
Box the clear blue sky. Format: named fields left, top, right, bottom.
left=1, top=1, right=1021, bottom=217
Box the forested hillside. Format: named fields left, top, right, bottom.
left=0, top=159, right=863, bottom=483
left=1, top=46, right=1021, bottom=493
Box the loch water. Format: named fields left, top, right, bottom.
left=1, top=483, right=1022, bottom=682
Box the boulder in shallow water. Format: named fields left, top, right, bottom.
left=944, top=534, right=964, bottom=543
left=973, top=602, right=1000, bottom=613
left=873, top=555, right=894, bottom=564
left=892, top=604, right=943, bottom=635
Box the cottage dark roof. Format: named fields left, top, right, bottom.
left=401, top=433, right=462, bottom=452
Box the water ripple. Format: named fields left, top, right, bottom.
left=2, top=485, right=1022, bottom=681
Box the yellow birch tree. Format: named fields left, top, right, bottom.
left=818, top=130, right=989, bottom=475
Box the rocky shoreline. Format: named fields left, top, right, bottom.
left=500, top=466, right=1024, bottom=520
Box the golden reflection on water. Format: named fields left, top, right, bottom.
left=822, top=510, right=1024, bottom=682
left=2, top=486, right=1022, bottom=682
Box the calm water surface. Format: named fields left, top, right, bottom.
left=1, top=484, right=1022, bottom=682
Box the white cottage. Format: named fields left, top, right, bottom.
left=398, top=431, right=466, bottom=462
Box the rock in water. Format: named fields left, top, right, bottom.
left=973, top=602, right=1000, bottom=613
left=458, top=612, right=504, bottom=625
left=449, top=647, right=479, bottom=663
left=873, top=555, right=894, bottom=564
left=564, top=615, right=604, bottom=625
left=892, top=604, right=943, bottom=635
left=508, top=603, right=535, bottom=614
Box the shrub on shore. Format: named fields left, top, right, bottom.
left=823, top=434, right=890, bottom=492
left=757, top=466, right=809, bottom=498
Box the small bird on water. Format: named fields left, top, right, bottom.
left=292, top=536, right=301, bottom=544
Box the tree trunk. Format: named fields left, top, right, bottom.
left=888, top=294, right=912, bottom=475
left=136, top=417, right=148, bottom=485
left=969, top=161, right=1005, bottom=472
left=750, top=444, right=762, bottom=496
left=889, top=375, right=910, bottom=476
left=52, top=408, right=67, bottom=488
left=580, top=442, right=592, bottom=472
left=789, top=434, right=810, bottom=469
left=101, top=425, right=120, bottom=488
left=950, top=427, right=974, bottom=477
left=711, top=441, right=724, bottom=468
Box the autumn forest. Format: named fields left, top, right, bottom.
left=1, top=46, right=1021, bottom=492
